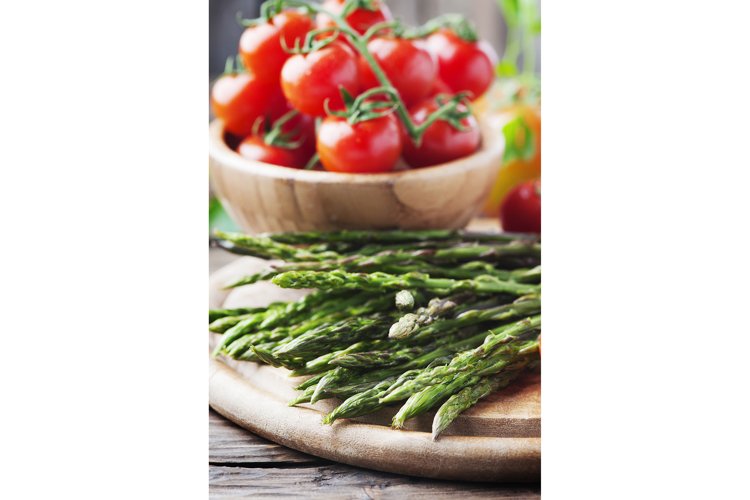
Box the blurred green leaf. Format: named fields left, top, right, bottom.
left=497, top=0, right=520, bottom=26
left=209, top=197, right=240, bottom=234
left=497, top=60, right=518, bottom=77
left=502, top=116, right=536, bottom=164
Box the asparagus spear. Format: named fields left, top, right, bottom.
left=295, top=371, right=327, bottom=390
left=387, top=293, right=506, bottom=339
left=272, top=314, right=394, bottom=361
left=217, top=231, right=539, bottom=265
left=392, top=359, right=530, bottom=429
left=432, top=369, right=525, bottom=440
left=256, top=290, right=370, bottom=330
left=214, top=230, right=341, bottom=261
left=289, top=339, right=389, bottom=376
left=321, top=370, right=422, bottom=424
left=392, top=373, right=480, bottom=429
left=209, top=313, right=255, bottom=333
left=213, top=290, right=371, bottom=356
left=329, top=348, right=423, bottom=369
left=227, top=260, right=540, bottom=288
left=209, top=306, right=267, bottom=323
left=302, top=355, right=462, bottom=405
left=224, top=328, right=290, bottom=358
left=266, top=229, right=538, bottom=246
left=380, top=317, right=541, bottom=404
left=330, top=325, right=480, bottom=370
left=272, top=270, right=540, bottom=296
left=251, top=345, right=307, bottom=369
left=323, top=344, right=504, bottom=424
left=387, top=293, right=471, bottom=339
left=321, top=379, right=398, bottom=424
left=237, top=340, right=276, bottom=361
left=306, top=327, right=491, bottom=403
left=391, top=295, right=542, bottom=340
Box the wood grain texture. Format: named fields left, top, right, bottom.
left=209, top=465, right=541, bottom=499
left=208, top=117, right=505, bottom=234
left=209, top=256, right=541, bottom=482
left=210, top=410, right=320, bottom=465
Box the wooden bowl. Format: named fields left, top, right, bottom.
left=209, top=118, right=504, bottom=233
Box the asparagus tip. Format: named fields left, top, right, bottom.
left=395, top=290, right=415, bottom=310
left=389, top=313, right=418, bottom=339
left=288, top=395, right=309, bottom=406
left=431, top=421, right=446, bottom=441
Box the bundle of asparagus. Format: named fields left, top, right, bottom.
left=210, top=229, right=541, bottom=439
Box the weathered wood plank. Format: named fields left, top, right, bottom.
left=210, top=410, right=322, bottom=465
left=209, top=465, right=541, bottom=499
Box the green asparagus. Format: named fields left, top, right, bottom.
left=209, top=229, right=543, bottom=436
left=266, top=229, right=538, bottom=246
left=431, top=370, right=522, bottom=439
left=272, top=270, right=540, bottom=296
left=380, top=317, right=541, bottom=404
left=390, top=295, right=541, bottom=340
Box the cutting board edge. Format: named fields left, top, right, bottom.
left=210, top=357, right=541, bottom=482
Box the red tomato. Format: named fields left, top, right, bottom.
left=237, top=136, right=308, bottom=168
left=358, top=37, right=437, bottom=107
left=281, top=42, right=360, bottom=117
left=266, top=86, right=292, bottom=122
left=239, top=10, right=313, bottom=84
left=429, top=77, right=454, bottom=98
left=317, top=113, right=402, bottom=173
left=499, top=180, right=541, bottom=234
left=317, top=0, right=393, bottom=35
left=426, top=29, right=498, bottom=100
left=402, top=99, right=481, bottom=168
left=280, top=109, right=317, bottom=159
left=210, top=72, right=283, bottom=137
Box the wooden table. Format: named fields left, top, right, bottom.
left=209, top=246, right=541, bottom=498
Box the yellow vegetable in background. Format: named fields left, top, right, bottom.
left=482, top=103, right=541, bottom=216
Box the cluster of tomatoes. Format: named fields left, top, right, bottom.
left=210, top=0, right=499, bottom=173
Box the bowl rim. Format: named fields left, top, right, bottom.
left=209, top=118, right=504, bottom=184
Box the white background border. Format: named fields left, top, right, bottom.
left=2, top=0, right=750, bottom=498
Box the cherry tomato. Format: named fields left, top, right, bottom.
left=266, top=86, right=293, bottom=122
left=237, top=136, right=308, bottom=168
left=499, top=179, right=541, bottom=234
left=429, top=77, right=454, bottom=98
left=281, top=42, right=360, bottom=117
left=358, top=37, right=437, bottom=107
left=278, top=109, right=317, bottom=159
left=402, top=99, right=481, bottom=168
left=426, top=29, right=498, bottom=100
left=210, top=72, right=283, bottom=137
left=317, top=0, right=393, bottom=35
left=239, top=10, right=313, bottom=84
left=317, top=113, right=402, bottom=173
left=483, top=104, right=541, bottom=216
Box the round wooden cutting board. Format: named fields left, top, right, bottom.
left=209, top=257, right=541, bottom=482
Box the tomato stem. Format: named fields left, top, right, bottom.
left=304, top=153, right=320, bottom=170
left=361, top=20, right=401, bottom=41
left=402, top=13, right=479, bottom=42
left=412, top=95, right=471, bottom=145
